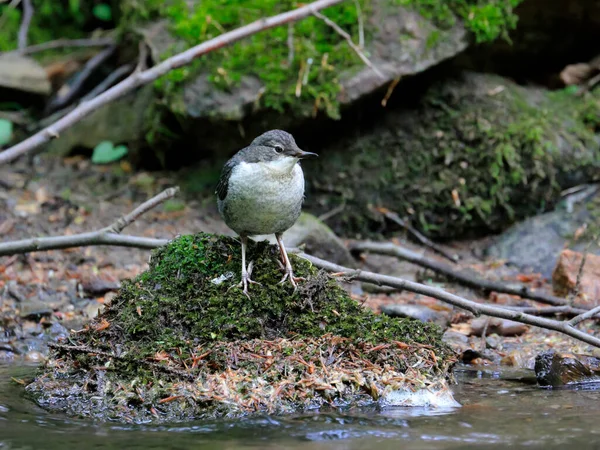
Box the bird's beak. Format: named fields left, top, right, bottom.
left=292, top=148, right=318, bottom=159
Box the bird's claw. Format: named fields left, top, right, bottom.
left=278, top=270, right=306, bottom=292
left=229, top=261, right=261, bottom=299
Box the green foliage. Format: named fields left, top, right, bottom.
left=91, top=141, right=129, bottom=164
left=0, top=119, right=13, bottom=146
left=395, top=0, right=523, bottom=43
left=92, top=3, right=112, bottom=21
left=124, top=0, right=523, bottom=123
left=0, top=0, right=86, bottom=52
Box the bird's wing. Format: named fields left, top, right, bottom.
left=215, top=159, right=236, bottom=201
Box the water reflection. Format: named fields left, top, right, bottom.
left=2, top=364, right=600, bottom=449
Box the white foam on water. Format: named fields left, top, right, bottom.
left=380, top=386, right=462, bottom=408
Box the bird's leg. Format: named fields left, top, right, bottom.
left=275, top=233, right=305, bottom=291
left=235, top=235, right=261, bottom=298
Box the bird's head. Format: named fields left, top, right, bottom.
left=250, top=130, right=318, bottom=169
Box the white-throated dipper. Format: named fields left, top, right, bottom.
left=216, top=129, right=318, bottom=298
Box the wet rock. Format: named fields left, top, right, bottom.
left=0, top=54, right=51, bottom=95
left=552, top=249, right=600, bottom=305
left=307, top=72, right=600, bottom=239
left=485, top=192, right=600, bottom=278
left=253, top=212, right=355, bottom=267
left=381, top=304, right=448, bottom=326
left=470, top=317, right=527, bottom=337
left=18, top=300, right=53, bottom=320
left=81, top=277, right=121, bottom=296
left=24, top=350, right=45, bottom=363
left=535, top=350, right=600, bottom=388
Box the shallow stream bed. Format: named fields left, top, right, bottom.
left=2, top=364, right=600, bottom=449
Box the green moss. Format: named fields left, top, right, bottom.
left=122, top=0, right=522, bottom=123
left=92, top=233, right=445, bottom=354
left=0, top=1, right=88, bottom=52
left=395, top=0, right=522, bottom=43
left=27, top=233, right=452, bottom=422
left=306, top=74, right=600, bottom=239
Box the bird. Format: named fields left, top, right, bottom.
left=216, top=129, right=318, bottom=298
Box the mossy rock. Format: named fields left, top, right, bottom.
left=26, top=233, right=454, bottom=423
left=306, top=72, right=600, bottom=239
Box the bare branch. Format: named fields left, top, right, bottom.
left=11, top=37, right=115, bottom=56
left=568, top=305, right=600, bottom=327
left=106, top=187, right=179, bottom=233
left=311, top=9, right=384, bottom=80
left=353, top=0, right=364, bottom=48
left=295, top=251, right=600, bottom=348
left=0, top=188, right=178, bottom=257
left=375, top=207, right=458, bottom=262
left=0, top=0, right=345, bottom=165
left=349, top=240, right=574, bottom=307
left=45, top=44, right=118, bottom=114
left=287, top=22, right=294, bottom=65
left=17, top=0, right=33, bottom=50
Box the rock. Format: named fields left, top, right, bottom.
left=128, top=0, right=469, bottom=158
left=18, top=300, right=53, bottom=320
left=306, top=72, right=600, bottom=239
left=0, top=54, right=51, bottom=95
left=253, top=212, right=355, bottom=267
left=485, top=192, right=600, bottom=278
left=535, top=350, right=600, bottom=388
left=24, top=350, right=45, bottom=363
left=380, top=303, right=448, bottom=326
left=27, top=233, right=452, bottom=423
left=470, top=317, right=527, bottom=337
left=81, top=277, right=121, bottom=296
left=45, top=85, right=154, bottom=156
left=552, top=250, right=600, bottom=305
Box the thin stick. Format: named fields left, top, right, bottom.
left=376, top=207, right=458, bottom=262
left=295, top=252, right=600, bottom=348
left=311, top=9, right=384, bottom=80
left=45, top=44, right=117, bottom=114
left=17, top=0, right=33, bottom=50
left=349, top=240, right=573, bottom=307
left=0, top=0, right=345, bottom=165
left=568, top=305, right=600, bottom=327
left=10, top=37, right=115, bottom=56
left=0, top=188, right=178, bottom=257
left=352, top=0, right=364, bottom=48
left=287, top=22, right=294, bottom=65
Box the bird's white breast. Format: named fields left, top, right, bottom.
left=218, top=158, right=305, bottom=236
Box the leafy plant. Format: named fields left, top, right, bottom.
left=0, top=119, right=13, bottom=146
left=91, top=141, right=128, bottom=164
left=92, top=3, right=112, bottom=21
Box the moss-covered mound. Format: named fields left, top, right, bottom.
left=307, top=72, right=600, bottom=239
left=26, top=233, right=454, bottom=423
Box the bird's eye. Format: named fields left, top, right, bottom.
left=274, top=145, right=284, bottom=154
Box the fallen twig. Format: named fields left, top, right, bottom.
left=0, top=0, right=344, bottom=165
left=11, top=37, right=115, bottom=56
left=375, top=207, right=458, bottom=262
left=0, top=187, right=177, bottom=257
left=295, top=252, right=600, bottom=348
left=349, top=240, right=573, bottom=307
left=17, top=0, right=33, bottom=50
left=311, top=9, right=384, bottom=80
left=45, top=44, right=118, bottom=114
left=34, top=63, right=134, bottom=132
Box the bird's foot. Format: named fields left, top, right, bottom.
left=229, top=261, right=261, bottom=299
left=277, top=260, right=306, bottom=292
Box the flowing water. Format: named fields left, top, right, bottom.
left=2, top=363, right=600, bottom=449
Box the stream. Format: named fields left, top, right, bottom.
left=2, top=364, right=600, bottom=449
